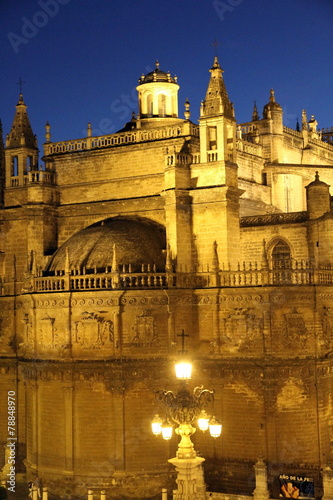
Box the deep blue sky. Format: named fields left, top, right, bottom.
left=1, top=0, right=333, bottom=149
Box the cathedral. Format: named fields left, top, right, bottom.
left=1, top=56, right=333, bottom=499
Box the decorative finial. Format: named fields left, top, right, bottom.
left=87, top=122, right=92, bottom=137
left=252, top=101, right=259, bottom=121
left=184, top=98, right=190, bottom=120
left=269, top=89, right=275, bottom=103
left=315, top=171, right=319, bottom=181
left=45, top=122, right=51, bottom=142
left=296, top=118, right=300, bottom=132
left=302, top=109, right=308, bottom=130
left=155, top=60, right=160, bottom=70
left=112, top=243, right=118, bottom=272
left=65, top=247, right=70, bottom=274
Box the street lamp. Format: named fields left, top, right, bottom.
left=151, top=357, right=222, bottom=499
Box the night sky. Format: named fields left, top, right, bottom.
left=1, top=0, right=333, bottom=150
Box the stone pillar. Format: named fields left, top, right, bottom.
left=168, top=456, right=206, bottom=500
left=168, top=422, right=207, bottom=500
left=30, top=379, right=38, bottom=469
left=163, top=189, right=192, bottom=271
left=253, top=459, right=270, bottom=500
left=42, top=486, right=48, bottom=499
left=162, top=488, right=168, bottom=499
left=322, top=467, right=333, bottom=500
left=63, top=386, right=74, bottom=473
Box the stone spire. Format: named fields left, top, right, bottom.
left=302, top=109, right=308, bottom=131
left=252, top=101, right=260, bottom=121
left=7, top=93, right=37, bottom=149
left=201, top=56, right=234, bottom=118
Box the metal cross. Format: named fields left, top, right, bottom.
left=211, top=39, right=220, bottom=56
left=16, top=77, right=26, bottom=93
left=177, top=330, right=189, bottom=355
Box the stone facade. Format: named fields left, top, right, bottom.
left=1, top=58, right=333, bottom=499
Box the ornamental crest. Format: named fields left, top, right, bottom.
left=220, top=308, right=263, bottom=352
left=283, top=308, right=308, bottom=347
left=39, top=314, right=57, bottom=348
left=132, top=310, right=157, bottom=347
left=321, top=307, right=333, bottom=350
left=74, top=312, right=113, bottom=349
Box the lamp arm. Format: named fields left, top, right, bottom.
left=193, top=386, right=214, bottom=407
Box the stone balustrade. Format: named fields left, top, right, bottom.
left=1, top=260, right=333, bottom=296
left=207, top=150, right=218, bottom=162
left=236, top=139, right=262, bottom=157
left=44, top=123, right=200, bottom=156
left=283, top=126, right=302, bottom=138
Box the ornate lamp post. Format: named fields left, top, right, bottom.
left=151, top=357, right=222, bottom=500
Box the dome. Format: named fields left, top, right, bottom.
left=46, top=218, right=166, bottom=273
left=262, top=89, right=282, bottom=118
left=138, top=61, right=177, bottom=85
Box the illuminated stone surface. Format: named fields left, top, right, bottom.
left=1, top=58, right=333, bottom=499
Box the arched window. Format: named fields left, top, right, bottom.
left=26, top=156, right=33, bottom=173
left=147, top=94, right=153, bottom=117
left=158, top=94, right=166, bottom=117
left=11, top=156, right=18, bottom=177
left=271, top=240, right=292, bottom=284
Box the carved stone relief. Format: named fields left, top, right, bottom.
left=282, top=308, right=308, bottom=347
left=131, top=310, right=158, bottom=347
left=220, top=308, right=263, bottom=353
left=321, top=307, right=333, bottom=351
left=276, top=377, right=307, bottom=411
left=39, top=314, right=58, bottom=348
left=73, top=312, right=114, bottom=349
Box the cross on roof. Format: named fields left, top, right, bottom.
left=16, top=77, right=26, bottom=94
left=211, top=38, right=220, bottom=56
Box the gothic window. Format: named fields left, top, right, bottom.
left=209, top=126, right=217, bottom=150
left=147, top=94, right=153, bottom=117
left=26, top=156, right=33, bottom=173
left=158, top=94, right=166, bottom=117
left=11, top=156, right=18, bottom=176
left=271, top=240, right=292, bottom=284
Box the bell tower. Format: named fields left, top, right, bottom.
left=199, top=56, right=236, bottom=165
left=2, top=93, right=57, bottom=281
left=5, top=93, right=39, bottom=193
left=191, top=57, right=241, bottom=269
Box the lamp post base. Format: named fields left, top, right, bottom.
left=168, top=456, right=206, bottom=500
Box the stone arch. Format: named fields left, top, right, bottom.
left=267, top=237, right=293, bottom=284
left=146, top=93, right=153, bottom=117
left=158, top=93, right=166, bottom=117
